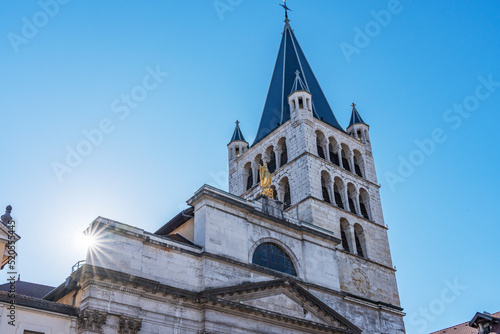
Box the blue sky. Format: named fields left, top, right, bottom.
left=1, top=1, right=499, bottom=333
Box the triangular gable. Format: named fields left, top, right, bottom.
left=227, top=287, right=330, bottom=325
left=202, top=280, right=361, bottom=333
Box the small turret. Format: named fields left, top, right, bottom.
left=288, top=70, right=313, bottom=122
left=228, top=121, right=249, bottom=164
left=346, top=103, right=370, bottom=145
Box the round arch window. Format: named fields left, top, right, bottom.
left=252, top=242, right=297, bottom=276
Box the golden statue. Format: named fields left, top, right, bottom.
left=259, top=163, right=274, bottom=199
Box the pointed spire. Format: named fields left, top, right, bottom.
left=229, top=120, right=247, bottom=144
left=252, top=20, right=343, bottom=145
left=348, top=103, right=367, bottom=127
left=290, top=70, right=308, bottom=94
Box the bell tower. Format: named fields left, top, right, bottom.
left=226, top=9, right=404, bottom=332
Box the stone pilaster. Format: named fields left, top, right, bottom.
left=119, top=316, right=142, bottom=334
left=77, top=309, right=108, bottom=334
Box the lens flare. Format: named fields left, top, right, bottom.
left=79, top=233, right=95, bottom=250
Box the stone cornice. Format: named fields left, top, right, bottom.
left=75, top=264, right=403, bottom=314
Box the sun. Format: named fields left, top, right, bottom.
left=78, top=233, right=96, bottom=251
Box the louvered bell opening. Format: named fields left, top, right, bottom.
left=257, top=160, right=263, bottom=180
left=268, top=152, right=276, bottom=173
left=348, top=198, right=357, bottom=215
left=341, top=228, right=350, bottom=252
left=360, top=202, right=369, bottom=220
left=317, top=145, right=325, bottom=159
left=284, top=183, right=291, bottom=209
left=334, top=190, right=344, bottom=209
left=246, top=169, right=253, bottom=190
left=342, top=158, right=351, bottom=172
left=330, top=150, right=339, bottom=166
left=280, top=144, right=288, bottom=166
left=355, top=233, right=365, bottom=258
left=355, top=164, right=362, bottom=177
left=322, top=186, right=331, bottom=204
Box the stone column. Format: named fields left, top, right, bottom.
left=353, top=189, right=361, bottom=216
left=348, top=152, right=355, bottom=173
left=341, top=185, right=348, bottom=210
left=329, top=183, right=335, bottom=204
left=349, top=225, right=357, bottom=255
left=252, top=163, right=259, bottom=185
left=275, top=148, right=282, bottom=169
left=324, top=142, right=331, bottom=162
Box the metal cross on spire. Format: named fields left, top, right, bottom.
left=280, top=0, right=291, bottom=20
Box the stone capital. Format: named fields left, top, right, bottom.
left=77, top=309, right=108, bottom=334
left=119, top=316, right=143, bottom=334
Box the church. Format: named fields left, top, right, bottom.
left=0, top=8, right=405, bottom=334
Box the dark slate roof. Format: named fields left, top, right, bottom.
left=253, top=19, right=343, bottom=146
left=0, top=291, right=78, bottom=316
left=0, top=280, right=55, bottom=299
left=348, top=103, right=366, bottom=127
left=229, top=121, right=247, bottom=144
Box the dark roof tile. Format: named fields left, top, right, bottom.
left=0, top=280, right=55, bottom=299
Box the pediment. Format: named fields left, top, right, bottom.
left=239, top=289, right=329, bottom=325
left=202, top=280, right=361, bottom=333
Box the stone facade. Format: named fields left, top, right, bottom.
left=40, top=173, right=404, bottom=333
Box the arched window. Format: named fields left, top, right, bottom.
left=329, top=143, right=339, bottom=166
left=315, top=131, right=326, bottom=159
left=353, top=150, right=363, bottom=178
left=341, top=148, right=351, bottom=172
left=284, top=182, right=291, bottom=209
left=347, top=184, right=357, bottom=215
left=359, top=189, right=371, bottom=220
left=354, top=224, right=366, bottom=258
left=246, top=169, right=253, bottom=190
left=252, top=242, right=297, bottom=276
left=334, top=178, right=344, bottom=209
left=245, top=162, right=253, bottom=190
left=316, top=137, right=325, bottom=159
left=255, top=155, right=263, bottom=181
left=321, top=176, right=331, bottom=204
left=280, top=143, right=288, bottom=166
left=340, top=219, right=351, bottom=252
left=272, top=186, right=278, bottom=200
left=280, top=178, right=291, bottom=209
left=268, top=151, right=276, bottom=173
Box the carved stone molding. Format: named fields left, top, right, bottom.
left=119, top=316, right=142, bottom=334
left=77, top=309, right=108, bottom=334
